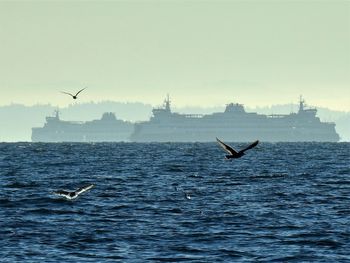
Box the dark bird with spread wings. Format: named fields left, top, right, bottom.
left=61, top=88, right=86, bottom=99
left=53, top=184, right=94, bottom=200
left=216, top=138, right=259, bottom=159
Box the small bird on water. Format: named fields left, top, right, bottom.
left=184, top=192, right=191, bottom=200
left=216, top=138, right=259, bottom=159
left=61, top=88, right=86, bottom=99
left=53, top=184, right=94, bottom=200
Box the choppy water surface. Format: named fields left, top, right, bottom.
left=0, top=142, right=349, bottom=262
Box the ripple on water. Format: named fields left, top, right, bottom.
left=0, top=142, right=349, bottom=262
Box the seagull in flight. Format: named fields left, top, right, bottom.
left=61, top=88, right=86, bottom=99
left=53, top=184, right=94, bottom=200
left=216, top=138, right=259, bottom=159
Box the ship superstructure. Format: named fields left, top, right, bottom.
left=130, top=96, right=339, bottom=142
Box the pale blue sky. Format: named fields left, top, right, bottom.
left=0, top=1, right=349, bottom=110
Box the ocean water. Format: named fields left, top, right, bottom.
left=0, top=142, right=349, bottom=262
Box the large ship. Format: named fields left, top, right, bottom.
left=32, top=111, right=133, bottom=142
left=130, top=96, right=340, bottom=142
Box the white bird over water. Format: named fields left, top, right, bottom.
left=53, top=184, right=94, bottom=200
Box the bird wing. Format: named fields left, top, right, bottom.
left=239, top=140, right=259, bottom=153
left=75, top=184, right=94, bottom=195
left=216, top=137, right=237, bottom=155
left=53, top=190, right=71, bottom=197
left=75, top=88, right=86, bottom=96
left=61, top=91, right=74, bottom=97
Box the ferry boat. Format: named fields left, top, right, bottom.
left=130, top=96, right=339, bottom=142
left=32, top=111, right=133, bottom=142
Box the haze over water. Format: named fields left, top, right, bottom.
left=0, top=1, right=349, bottom=110
left=1, top=142, right=349, bottom=262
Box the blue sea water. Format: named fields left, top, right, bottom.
left=0, top=142, right=349, bottom=262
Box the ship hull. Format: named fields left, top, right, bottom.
left=31, top=128, right=132, bottom=142
left=130, top=126, right=339, bottom=142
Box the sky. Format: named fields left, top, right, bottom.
left=0, top=1, right=349, bottom=110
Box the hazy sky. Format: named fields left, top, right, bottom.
left=0, top=1, right=349, bottom=110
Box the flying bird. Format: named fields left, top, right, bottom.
left=61, top=88, right=86, bottom=99
left=216, top=138, right=259, bottom=159
left=53, top=184, right=94, bottom=200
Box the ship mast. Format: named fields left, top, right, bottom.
left=54, top=109, right=60, bottom=119
left=299, top=95, right=305, bottom=112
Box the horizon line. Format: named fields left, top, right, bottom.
left=0, top=100, right=349, bottom=113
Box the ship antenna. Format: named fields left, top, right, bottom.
left=164, top=94, right=171, bottom=111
